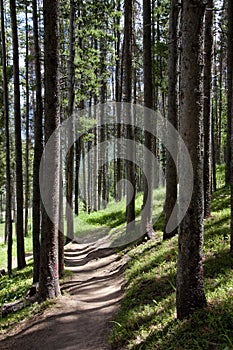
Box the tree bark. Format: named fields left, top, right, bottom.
left=203, top=2, right=214, bottom=218
left=32, top=0, right=43, bottom=283
left=100, top=44, right=108, bottom=209
left=10, top=0, right=26, bottom=270
left=141, top=0, right=155, bottom=237
left=59, top=151, right=64, bottom=277
left=1, top=0, right=13, bottom=275
left=229, top=0, right=233, bottom=255
left=75, top=136, right=82, bottom=215
left=24, top=5, right=30, bottom=238
left=124, top=0, right=136, bottom=233
left=66, top=0, right=75, bottom=240
left=176, top=0, right=207, bottom=320
left=163, top=0, right=180, bottom=239
left=226, top=0, right=233, bottom=184
left=39, top=0, right=61, bottom=301
left=115, top=3, right=123, bottom=201
left=217, top=45, right=223, bottom=164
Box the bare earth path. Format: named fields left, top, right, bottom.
left=0, top=240, right=128, bottom=350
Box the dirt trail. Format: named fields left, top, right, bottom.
left=0, top=240, right=128, bottom=350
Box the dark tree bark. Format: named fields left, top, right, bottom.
left=115, top=0, right=121, bottom=104
left=114, top=2, right=123, bottom=202
left=59, top=151, right=64, bottom=277
left=32, top=0, right=43, bottom=283
left=74, top=11, right=83, bottom=216
left=226, top=0, right=233, bottom=184
left=176, top=0, right=207, bottom=320
left=24, top=5, right=30, bottom=238
left=163, top=0, right=180, bottom=239
left=1, top=0, right=13, bottom=275
left=100, top=41, right=109, bottom=209
left=82, top=141, right=88, bottom=212
left=66, top=0, right=75, bottom=241
left=10, top=0, right=26, bottom=270
left=141, top=0, right=155, bottom=237
left=203, top=2, right=214, bottom=218
left=124, top=0, right=136, bottom=233
left=93, top=95, right=99, bottom=211
left=75, top=136, right=82, bottom=215
left=212, top=43, right=218, bottom=193
left=39, top=0, right=61, bottom=301
left=87, top=135, right=92, bottom=213
left=229, top=0, right=233, bottom=256
left=216, top=44, right=223, bottom=164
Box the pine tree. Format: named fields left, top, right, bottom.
left=10, top=0, right=26, bottom=270
left=163, top=0, right=180, bottom=239
left=124, top=0, right=136, bottom=233
left=39, top=0, right=61, bottom=301
left=1, top=0, right=13, bottom=275
left=176, top=0, right=207, bottom=320
left=32, top=0, right=43, bottom=283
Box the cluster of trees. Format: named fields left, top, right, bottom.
left=0, top=0, right=232, bottom=320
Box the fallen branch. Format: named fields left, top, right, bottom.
left=1, top=283, right=39, bottom=318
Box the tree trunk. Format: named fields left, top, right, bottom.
left=66, top=0, right=75, bottom=240
left=1, top=0, right=13, bottom=276
left=203, top=2, right=214, bottom=218
left=82, top=141, right=88, bottom=212
left=217, top=45, right=223, bottom=164
left=124, top=0, right=135, bottom=233
left=59, top=150, right=64, bottom=277
left=176, top=0, right=207, bottom=320
left=39, top=0, right=61, bottom=301
left=226, top=0, right=233, bottom=184
left=115, top=3, right=123, bottom=201
left=75, top=136, right=82, bottom=215
left=212, top=43, right=218, bottom=192
left=10, top=0, right=26, bottom=270
left=141, top=0, right=155, bottom=237
left=163, top=0, right=180, bottom=239
left=32, top=0, right=43, bottom=283
left=93, top=100, right=99, bottom=211
left=24, top=5, right=30, bottom=238
left=229, top=0, right=233, bottom=255
left=100, top=50, right=108, bottom=209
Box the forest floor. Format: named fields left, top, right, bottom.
left=0, top=239, right=129, bottom=350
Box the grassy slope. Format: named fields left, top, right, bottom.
left=109, top=185, right=233, bottom=350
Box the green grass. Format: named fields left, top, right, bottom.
left=0, top=261, right=53, bottom=334
left=0, top=225, right=33, bottom=270
left=72, top=188, right=165, bottom=246
left=109, top=185, right=233, bottom=350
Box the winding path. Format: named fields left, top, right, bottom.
left=0, top=240, right=128, bottom=350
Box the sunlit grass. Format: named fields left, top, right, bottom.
left=0, top=223, right=33, bottom=270
left=109, top=184, right=233, bottom=350
left=72, top=187, right=165, bottom=245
